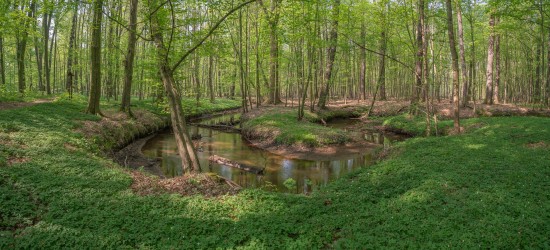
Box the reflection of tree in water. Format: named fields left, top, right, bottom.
left=141, top=115, right=380, bottom=193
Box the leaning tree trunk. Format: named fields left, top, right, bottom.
left=86, top=0, right=103, bottom=115
left=317, top=0, right=340, bottom=109
left=485, top=14, right=495, bottom=104
left=446, top=0, right=461, bottom=133
left=120, top=0, right=138, bottom=113
left=148, top=0, right=200, bottom=173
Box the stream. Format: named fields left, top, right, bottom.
left=141, top=113, right=404, bottom=193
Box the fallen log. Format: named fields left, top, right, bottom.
left=208, top=155, right=264, bottom=174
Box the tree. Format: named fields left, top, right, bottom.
left=484, top=13, right=495, bottom=104
left=66, top=1, right=79, bottom=97
left=317, top=0, right=340, bottom=109
left=120, top=0, right=138, bottom=114
left=446, top=0, right=461, bottom=132
left=15, top=0, right=35, bottom=94
left=145, top=0, right=255, bottom=173
left=86, top=0, right=104, bottom=115
left=457, top=1, right=469, bottom=107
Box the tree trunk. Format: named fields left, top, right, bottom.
left=359, top=22, right=367, bottom=101
left=43, top=11, right=52, bottom=94
left=546, top=25, right=550, bottom=106
left=378, top=30, right=387, bottom=101
left=456, top=1, right=469, bottom=107
left=208, top=55, right=215, bottom=103
left=148, top=0, right=201, bottom=173
left=65, top=2, right=79, bottom=96
left=485, top=14, right=495, bottom=104
left=120, top=0, right=138, bottom=113
left=412, top=0, right=424, bottom=106
left=317, top=0, right=340, bottom=109
left=86, top=0, right=103, bottom=114
left=445, top=0, right=461, bottom=133
left=263, top=0, right=281, bottom=104
left=0, top=35, right=5, bottom=85
left=15, top=1, right=35, bottom=94
left=494, top=30, right=500, bottom=104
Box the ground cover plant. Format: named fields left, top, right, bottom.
left=1, top=100, right=549, bottom=248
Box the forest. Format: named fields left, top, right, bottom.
left=0, top=0, right=549, bottom=248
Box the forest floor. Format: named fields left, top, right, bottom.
left=1, top=98, right=549, bottom=248
left=0, top=98, right=53, bottom=111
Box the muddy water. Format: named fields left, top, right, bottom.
left=141, top=114, right=402, bottom=193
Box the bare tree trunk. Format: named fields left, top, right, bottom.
left=378, top=30, right=387, bottom=101
left=43, top=11, right=53, bottom=94
left=359, top=22, right=367, bottom=101
left=65, top=2, right=78, bottom=97
left=120, top=0, right=138, bottom=113
left=208, top=55, right=215, bottom=103
left=457, top=1, right=469, bottom=107
left=0, top=35, right=5, bottom=85
left=446, top=0, right=461, bottom=133
left=412, top=0, right=424, bottom=106
left=86, top=0, right=103, bottom=115
left=317, top=0, right=340, bottom=109
left=16, top=1, right=35, bottom=94
left=494, top=30, right=500, bottom=104
left=485, top=14, right=495, bottom=104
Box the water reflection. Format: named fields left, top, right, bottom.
left=142, top=114, right=400, bottom=193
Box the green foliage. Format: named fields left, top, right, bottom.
left=283, top=178, right=297, bottom=191
left=0, top=101, right=549, bottom=248
left=181, top=98, right=241, bottom=117
left=382, top=114, right=454, bottom=136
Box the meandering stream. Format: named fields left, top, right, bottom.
left=141, top=113, right=403, bottom=193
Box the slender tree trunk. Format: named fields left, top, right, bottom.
left=86, top=0, right=103, bottom=115
left=445, top=0, right=461, bottom=132
left=494, top=30, right=500, bottom=104
left=457, top=1, right=469, bottom=107
left=66, top=2, right=78, bottom=96
left=0, top=35, right=5, bottom=85
left=379, top=30, right=387, bottom=101
left=485, top=14, right=495, bottom=104
left=148, top=3, right=201, bottom=173
left=359, top=22, right=367, bottom=101
left=208, top=55, right=215, bottom=103
left=412, top=0, right=424, bottom=106
left=120, top=0, right=138, bottom=113
left=16, top=1, right=35, bottom=94
left=44, top=11, right=52, bottom=94
left=317, top=0, right=340, bottom=109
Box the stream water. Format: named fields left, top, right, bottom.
left=141, top=113, right=403, bottom=193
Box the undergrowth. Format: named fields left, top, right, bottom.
left=0, top=101, right=549, bottom=248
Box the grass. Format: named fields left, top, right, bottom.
left=1, top=101, right=549, bottom=248
left=242, top=109, right=350, bottom=147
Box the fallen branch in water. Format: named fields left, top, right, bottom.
left=208, top=155, right=264, bottom=174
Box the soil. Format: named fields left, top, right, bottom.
left=0, top=99, right=52, bottom=111
left=111, top=135, right=165, bottom=177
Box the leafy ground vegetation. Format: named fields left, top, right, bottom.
left=241, top=107, right=367, bottom=147
left=1, top=99, right=549, bottom=248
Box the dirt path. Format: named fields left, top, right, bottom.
left=0, top=98, right=53, bottom=111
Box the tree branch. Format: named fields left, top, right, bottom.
left=171, top=0, right=258, bottom=72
